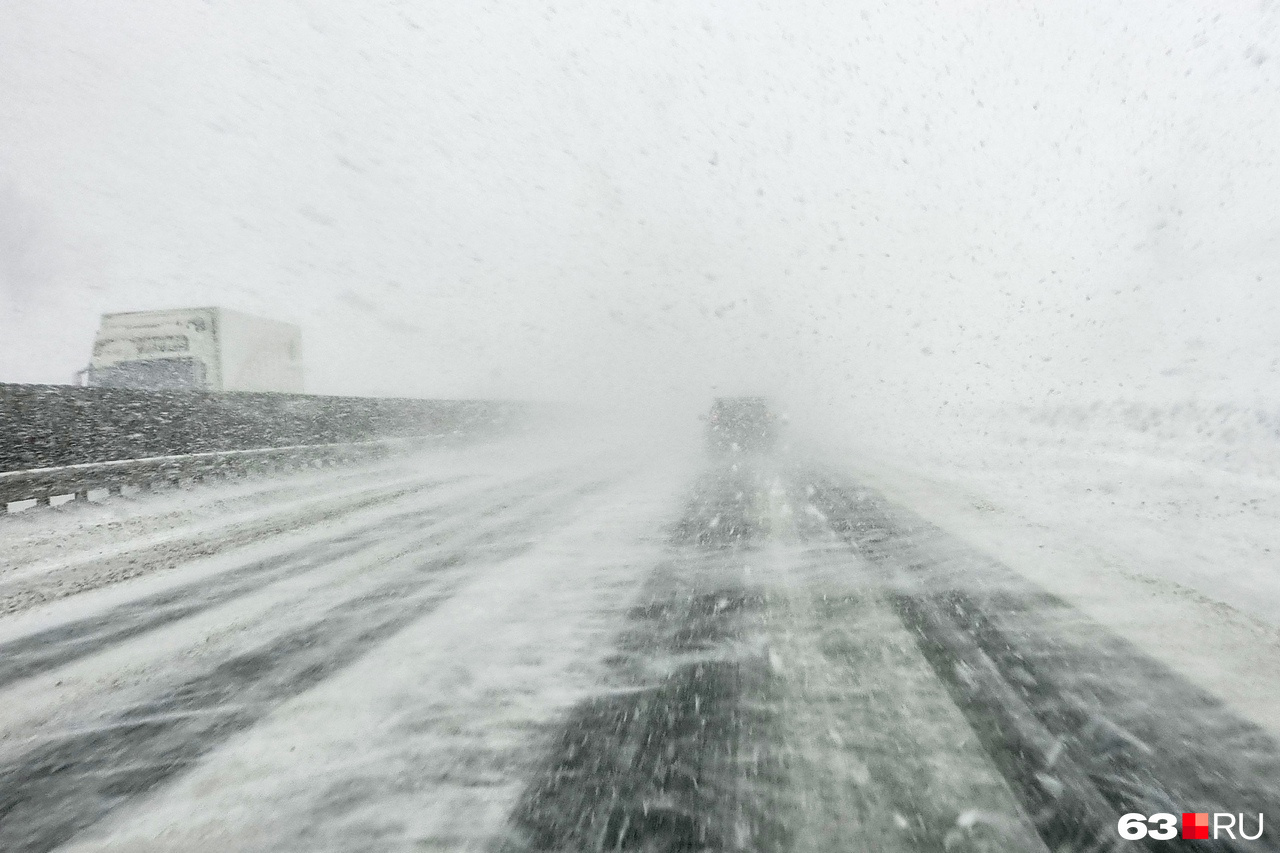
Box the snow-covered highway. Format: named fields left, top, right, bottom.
left=1, top=433, right=1278, bottom=852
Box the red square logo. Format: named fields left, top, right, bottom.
left=1183, top=813, right=1209, bottom=840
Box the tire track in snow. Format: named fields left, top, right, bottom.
left=0, top=471, right=478, bottom=616
left=44, top=462, right=682, bottom=853
left=501, top=464, right=789, bottom=852
left=0, top=462, right=425, bottom=575
left=0, top=475, right=616, bottom=853
left=0, top=470, right=567, bottom=690
left=811, top=476, right=1280, bottom=851
left=768, top=550, right=1048, bottom=853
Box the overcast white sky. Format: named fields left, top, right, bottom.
left=2, top=1, right=1279, bottom=428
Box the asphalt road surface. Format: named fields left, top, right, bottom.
left=0, top=436, right=1277, bottom=852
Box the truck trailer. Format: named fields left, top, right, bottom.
left=82, top=307, right=303, bottom=393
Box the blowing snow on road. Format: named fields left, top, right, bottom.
left=0, top=427, right=1276, bottom=852
left=5, top=0, right=1280, bottom=849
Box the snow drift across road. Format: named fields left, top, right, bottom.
left=1, top=417, right=1278, bottom=851
left=838, top=402, right=1280, bottom=740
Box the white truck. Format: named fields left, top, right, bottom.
left=82, top=307, right=304, bottom=393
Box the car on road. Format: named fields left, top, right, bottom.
left=704, top=396, right=780, bottom=456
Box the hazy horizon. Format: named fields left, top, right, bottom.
left=4, top=1, right=1280, bottom=434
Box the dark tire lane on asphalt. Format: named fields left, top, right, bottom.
left=812, top=475, right=1280, bottom=852
left=4, top=453, right=1277, bottom=852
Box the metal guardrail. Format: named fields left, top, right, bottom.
left=1, top=383, right=528, bottom=472
left=0, top=437, right=433, bottom=509
left=0, top=384, right=543, bottom=511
